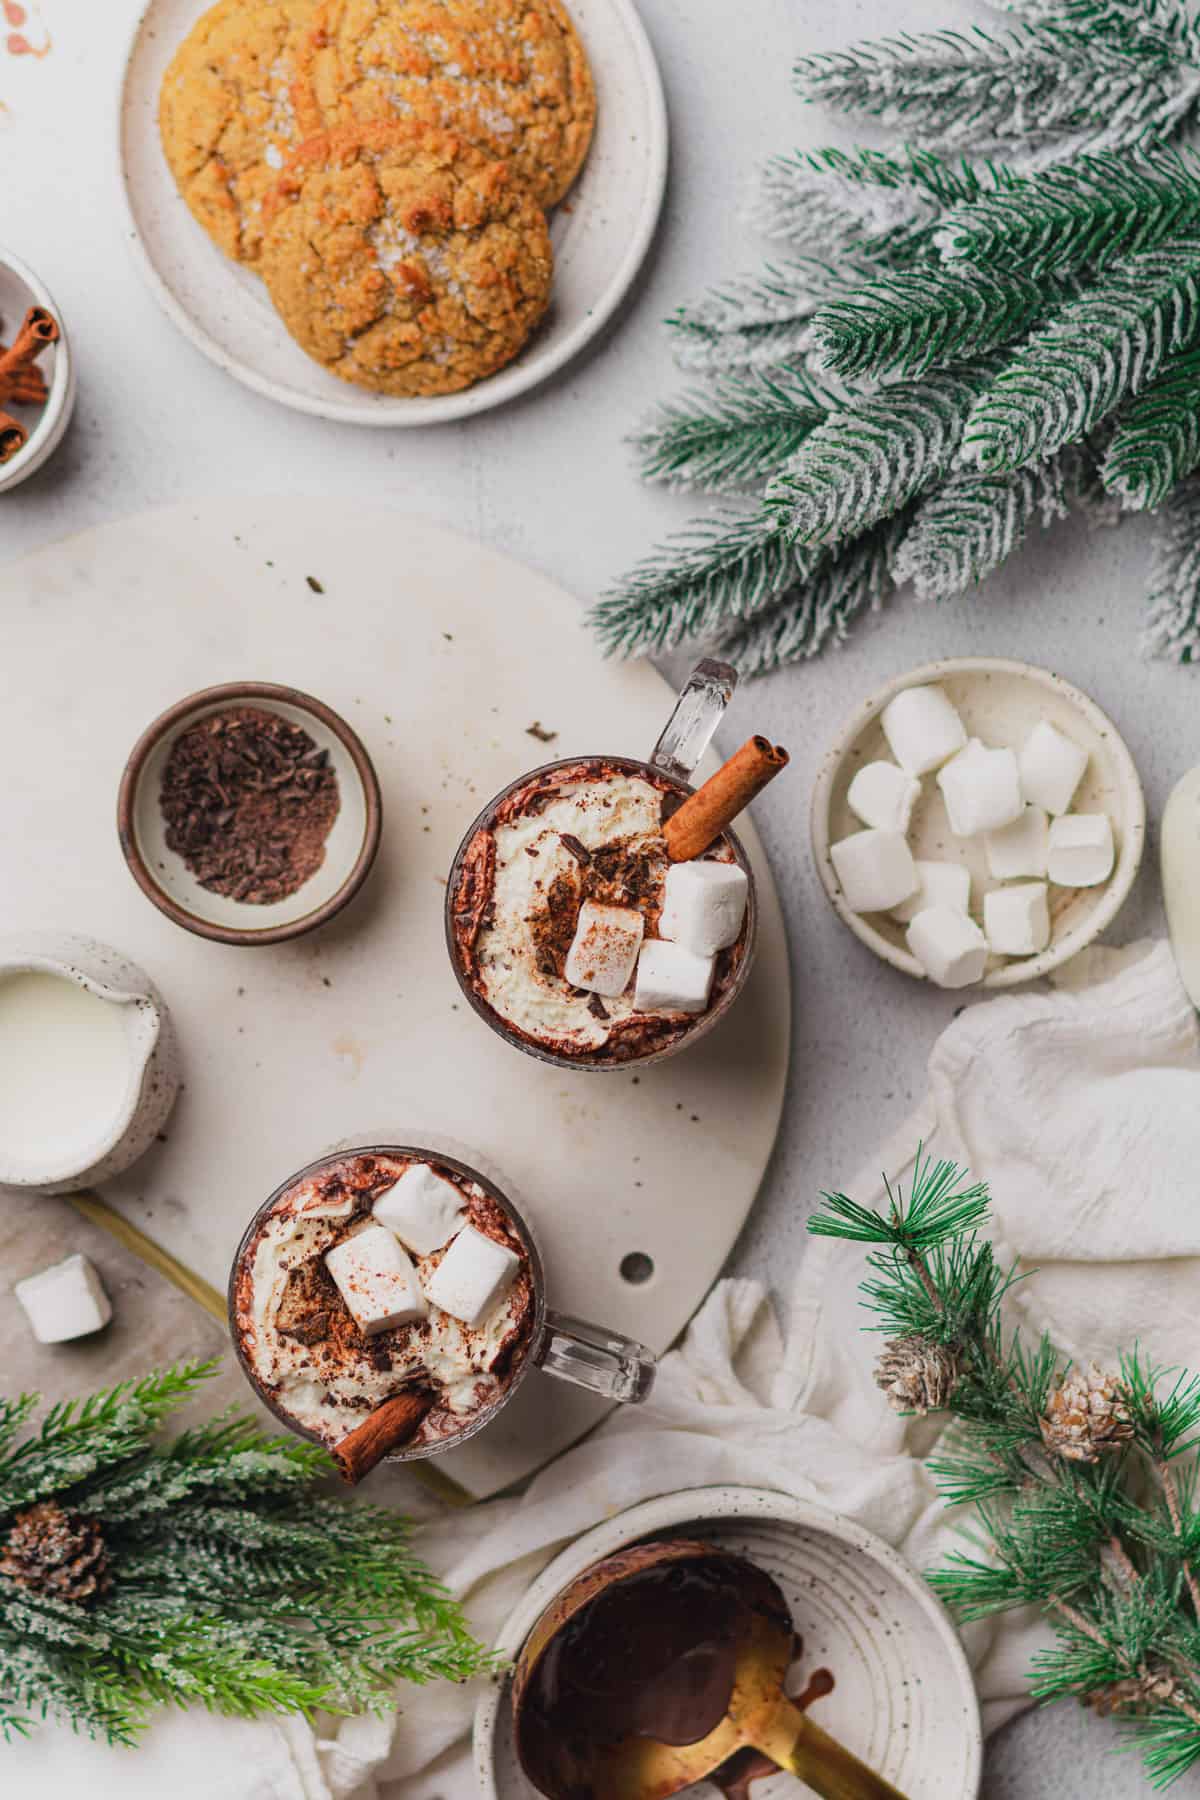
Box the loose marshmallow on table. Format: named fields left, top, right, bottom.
left=660, top=860, right=749, bottom=957
left=984, top=882, right=1051, bottom=957
left=564, top=901, right=644, bottom=998
left=891, top=859, right=971, bottom=924
left=1047, top=813, right=1115, bottom=887
left=424, top=1223, right=520, bottom=1328
left=937, top=739, right=1023, bottom=837
left=879, top=684, right=967, bottom=775
left=14, top=1253, right=112, bottom=1344
left=635, top=939, right=715, bottom=1014
left=906, top=906, right=989, bottom=989
left=830, top=829, right=918, bottom=914
left=1019, top=721, right=1089, bottom=816
left=846, top=761, right=921, bottom=834
left=325, top=1226, right=427, bottom=1336
left=985, top=805, right=1049, bottom=880
left=373, top=1163, right=466, bottom=1257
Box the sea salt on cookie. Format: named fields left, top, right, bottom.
left=261, top=121, right=554, bottom=395
left=159, top=0, right=315, bottom=263
left=294, top=0, right=596, bottom=208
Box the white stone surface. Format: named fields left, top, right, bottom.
left=1, top=0, right=1187, bottom=1789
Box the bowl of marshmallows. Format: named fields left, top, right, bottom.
left=812, top=658, right=1146, bottom=989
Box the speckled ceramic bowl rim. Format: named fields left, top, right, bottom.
left=117, top=680, right=382, bottom=946
left=0, top=249, right=76, bottom=495
left=444, top=754, right=759, bottom=1071
left=472, top=1483, right=983, bottom=1798
left=811, top=656, right=1146, bottom=988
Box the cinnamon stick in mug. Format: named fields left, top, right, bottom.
left=332, top=1388, right=435, bottom=1484
left=0, top=409, right=28, bottom=465
left=664, top=735, right=789, bottom=862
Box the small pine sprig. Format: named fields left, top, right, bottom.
left=810, top=266, right=1054, bottom=379
left=1101, top=345, right=1200, bottom=507
left=632, top=367, right=837, bottom=492
left=892, top=451, right=1075, bottom=601
left=1144, top=472, right=1200, bottom=658
left=719, top=518, right=899, bottom=676
left=666, top=256, right=873, bottom=374
left=1003, top=0, right=1200, bottom=59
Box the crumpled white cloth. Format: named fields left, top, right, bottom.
left=14, top=941, right=1200, bottom=1800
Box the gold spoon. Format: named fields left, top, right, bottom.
left=513, top=1540, right=910, bottom=1800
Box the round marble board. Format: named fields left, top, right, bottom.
left=0, top=501, right=790, bottom=1499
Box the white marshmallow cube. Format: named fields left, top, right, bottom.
left=937, top=739, right=1023, bottom=837
left=830, top=829, right=918, bottom=914
left=891, top=859, right=971, bottom=924
left=14, top=1253, right=112, bottom=1344
left=659, top=860, right=749, bottom=957
left=985, top=805, right=1049, bottom=881
left=373, top=1163, right=466, bottom=1257
left=634, top=939, right=716, bottom=1014
left=325, top=1226, right=427, bottom=1336
left=1047, top=813, right=1115, bottom=887
left=1019, top=722, right=1089, bottom=816
left=424, top=1223, right=520, bottom=1328
left=906, top=906, right=988, bottom=989
left=564, top=901, right=644, bottom=997
left=984, top=882, right=1051, bottom=957
left=846, top=761, right=922, bottom=834
left=879, top=685, right=968, bottom=775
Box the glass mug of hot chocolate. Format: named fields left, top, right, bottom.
left=446, top=661, right=779, bottom=1070
left=229, top=1143, right=656, bottom=1478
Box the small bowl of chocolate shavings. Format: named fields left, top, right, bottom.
left=118, top=681, right=382, bottom=945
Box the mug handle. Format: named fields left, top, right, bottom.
left=537, top=1310, right=657, bottom=1403
left=649, top=659, right=738, bottom=783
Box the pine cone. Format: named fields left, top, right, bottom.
left=874, top=1334, right=959, bottom=1415
left=1040, top=1363, right=1133, bottom=1464
left=1087, top=1671, right=1177, bottom=1716
left=0, top=1500, right=110, bottom=1604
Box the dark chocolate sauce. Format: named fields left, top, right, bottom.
left=711, top=1657, right=836, bottom=1799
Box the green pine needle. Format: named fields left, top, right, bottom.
left=718, top=520, right=897, bottom=675
left=1144, top=472, right=1200, bottom=658
left=892, top=451, right=1075, bottom=600
left=666, top=256, right=872, bottom=373
left=632, top=368, right=837, bottom=492
left=811, top=266, right=1053, bottom=379
left=809, top=1148, right=992, bottom=1250
left=1102, top=345, right=1200, bottom=506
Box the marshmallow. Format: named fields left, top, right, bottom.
left=879, top=685, right=967, bottom=775
left=984, top=882, right=1051, bottom=956
left=830, top=829, right=918, bottom=914
left=937, top=739, right=1023, bottom=837
left=564, top=901, right=644, bottom=998
left=373, top=1163, right=466, bottom=1257
left=1019, top=721, right=1089, bottom=816
left=634, top=939, right=716, bottom=1014
left=14, top=1253, right=112, bottom=1344
left=891, top=859, right=971, bottom=924
left=846, top=761, right=922, bottom=834
left=660, top=860, right=749, bottom=957
left=1047, top=813, right=1115, bottom=887
left=906, top=906, right=988, bottom=989
left=985, top=805, right=1049, bottom=880
left=325, top=1226, right=427, bottom=1336
left=424, top=1223, right=520, bottom=1328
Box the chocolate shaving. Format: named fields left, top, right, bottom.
left=526, top=722, right=557, bottom=743
left=587, top=993, right=609, bottom=1019
left=279, top=1311, right=330, bottom=1346
left=559, top=833, right=592, bottom=868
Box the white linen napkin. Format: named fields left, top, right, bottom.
left=11, top=940, right=1198, bottom=1799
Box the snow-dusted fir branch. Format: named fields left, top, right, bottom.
left=1144, top=474, right=1200, bottom=658
left=810, top=267, right=1054, bottom=378
left=1001, top=0, right=1200, bottom=59
left=719, top=519, right=902, bottom=675
left=1101, top=345, right=1200, bottom=507
left=666, top=257, right=875, bottom=373
left=632, top=367, right=838, bottom=492
left=892, top=452, right=1076, bottom=600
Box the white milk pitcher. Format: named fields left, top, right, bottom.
left=0, top=933, right=179, bottom=1194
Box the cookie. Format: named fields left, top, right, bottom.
left=159, top=0, right=315, bottom=264
left=260, top=121, right=554, bottom=395
left=294, top=0, right=595, bottom=208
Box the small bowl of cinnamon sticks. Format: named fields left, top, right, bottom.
left=0, top=250, right=75, bottom=494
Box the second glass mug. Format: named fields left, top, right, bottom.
left=444, top=659, right=760, bottom=1070
left=228, top=1139, right=657, bottom=1464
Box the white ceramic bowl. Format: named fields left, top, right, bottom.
left=474, top=1485, right=982, bottom=1799
left=117, top=0, right=668, bottom=426
left=0, top=250, right=76, bottom=495
left=812, top=657, right=1146, bottom=988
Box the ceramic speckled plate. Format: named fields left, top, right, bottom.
left=117, top=0, right=667, bottom=425
left=474, top=1485, right=982, bottom=1799
left=812, top=658, right=1146, bottom=989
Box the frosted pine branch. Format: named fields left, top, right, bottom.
left=1101, top=345, right=1200, bottom=506
left=632, top=368, right=838, bottom=492
left=892, top=453, right=1074, bottom=600
left=999, top=0, right=1200, bottom=59
left=1144, top=474, right=1200, bottom=657
left=936, top=147, right=1200, bottom=277
left=811, top=267, right=1053, bottom=379
left=961, top=239, right=1200, bottom=471
left=773, top=364, right=992, bottom=547
left=721, top=520, right=901, bottom=675
left=667, top=257, right=873, bottom=373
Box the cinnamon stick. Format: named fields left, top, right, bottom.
left=0, top=307, right=59, bottom=384
left=332, top=1388, right=436, bottom=1484
left=0, top=409, right=28, bottom=465
left=0, top=365, right=48, bottom=407
left=664, top=736, right=789, bottom=863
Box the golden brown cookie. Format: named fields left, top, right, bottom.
left=160, top=0, right=315, bottom=264
left=294, top=0, right=595, bottom=209
left=260, top=121, right=554, bottom=395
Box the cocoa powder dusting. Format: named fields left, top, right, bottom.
left=160, top=704, right=339, bottom=903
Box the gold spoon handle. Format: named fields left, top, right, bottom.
left=755, top=1700, right=911, bottom=1800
